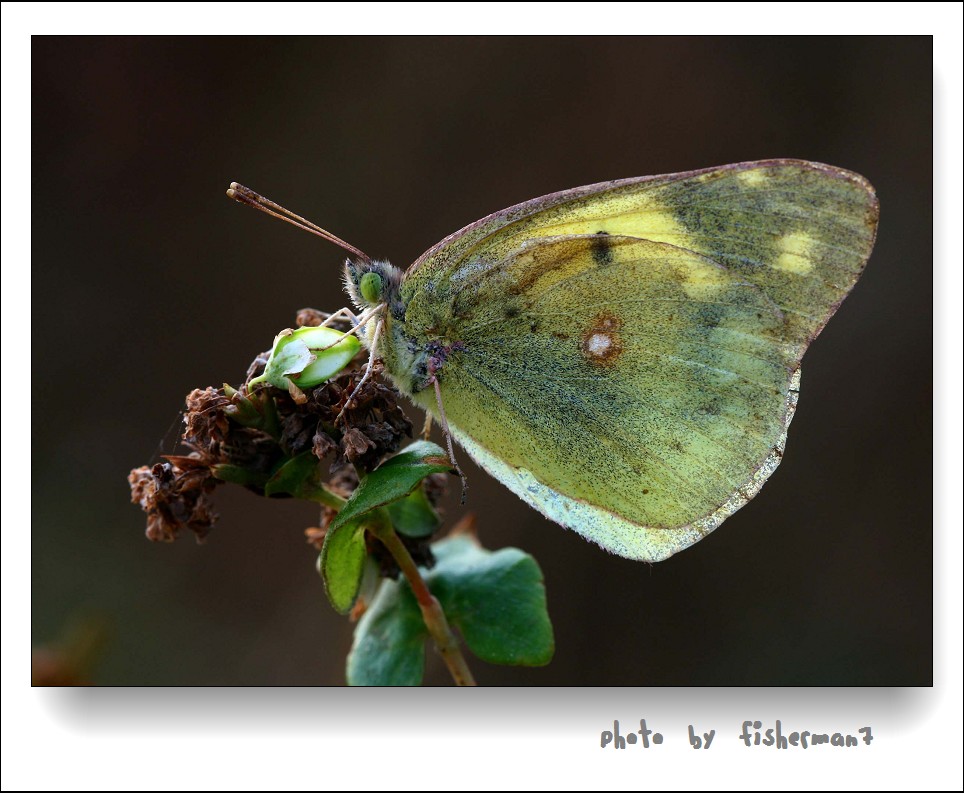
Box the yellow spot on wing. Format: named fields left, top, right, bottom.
left=737, top=169, right=768, bottom=186
left=538, top=205, right=686, bottom=246
left=774, top=231, right=816, bottom=274
left=680, top=258, right=728, bottom=300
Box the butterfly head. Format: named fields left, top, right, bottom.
left=343, top=258, right=405, bottom=319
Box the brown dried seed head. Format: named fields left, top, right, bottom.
left=128, top=461, right=219, bottom=543
left=182, top=387, right=233, bottom=452
left=341, top=427, right=377, bottom=464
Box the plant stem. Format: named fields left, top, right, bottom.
left=302, top=483, right=347, bottom=511
left=303, top=485, right=476, bottom=686
left=372, top=516, right=477, bottom=687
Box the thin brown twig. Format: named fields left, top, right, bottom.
left=371, top=516, right=477, bottom=687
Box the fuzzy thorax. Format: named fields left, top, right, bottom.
left=342, top=257, right=427, bottom=396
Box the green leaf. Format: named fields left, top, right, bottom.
left=321, top=441, right=449, bottom=615
left=355, top=554, right=384, bottom=611
left=319, top=519, right=369, bottom=614
left=211, top=463, right=269, bottom=489
left=346, top=578, right=426, bottom=686
left=263, top=452, right=319, bottom=497
left=428, top=535, right=554, bottom=667
left=386, top=485, right=441, bottom=538
left=345, top=533, right=554, bottom=684
left=328, top=441, right=453, bottom=535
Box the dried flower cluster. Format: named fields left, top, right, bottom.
left=128, top=457, right=220, bottom=543
left=129, top=310, right=426, bottom=545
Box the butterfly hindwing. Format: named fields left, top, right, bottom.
left=405, top=235, right=798, bottom=560
left=392, top=161, right=877, bottom=561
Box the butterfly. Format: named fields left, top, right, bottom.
left=228, top=160, right=879, bottom=562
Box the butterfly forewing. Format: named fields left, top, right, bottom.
left=407, top=160, right=877, bottom=351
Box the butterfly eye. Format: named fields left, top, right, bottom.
left=359, top=271, right=384, bottom=304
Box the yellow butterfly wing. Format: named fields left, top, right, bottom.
left=394, top=161, right=878, bottom=561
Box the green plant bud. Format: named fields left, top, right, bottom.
left=249, top=326, right=361, bottom=390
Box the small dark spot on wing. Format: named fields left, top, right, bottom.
left=591, top=230, right=614, bottom=266
left=699, top=399, right=721, bottom=416
left=700, top=303, right=724, bottom=330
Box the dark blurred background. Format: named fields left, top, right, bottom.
left=32, top=37, right=931, bottom=685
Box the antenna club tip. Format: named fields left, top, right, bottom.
left=227, top=182, right=250, bottom=201
left=224, top=184, right=370, bottom=261
left=227, top=182, right=260, bottom=204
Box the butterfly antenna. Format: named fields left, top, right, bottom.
left=226, top=182, right=372, bottom=263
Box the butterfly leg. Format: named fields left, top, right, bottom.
left=315, top=303, right=386, bottom=353
left=421, top=413, right=433, bottom=440
left=431, top=377, right=468, bottom=504
left=335, top=315, right=384, bottom=423
left=317, top=306, right=360, bottom=329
